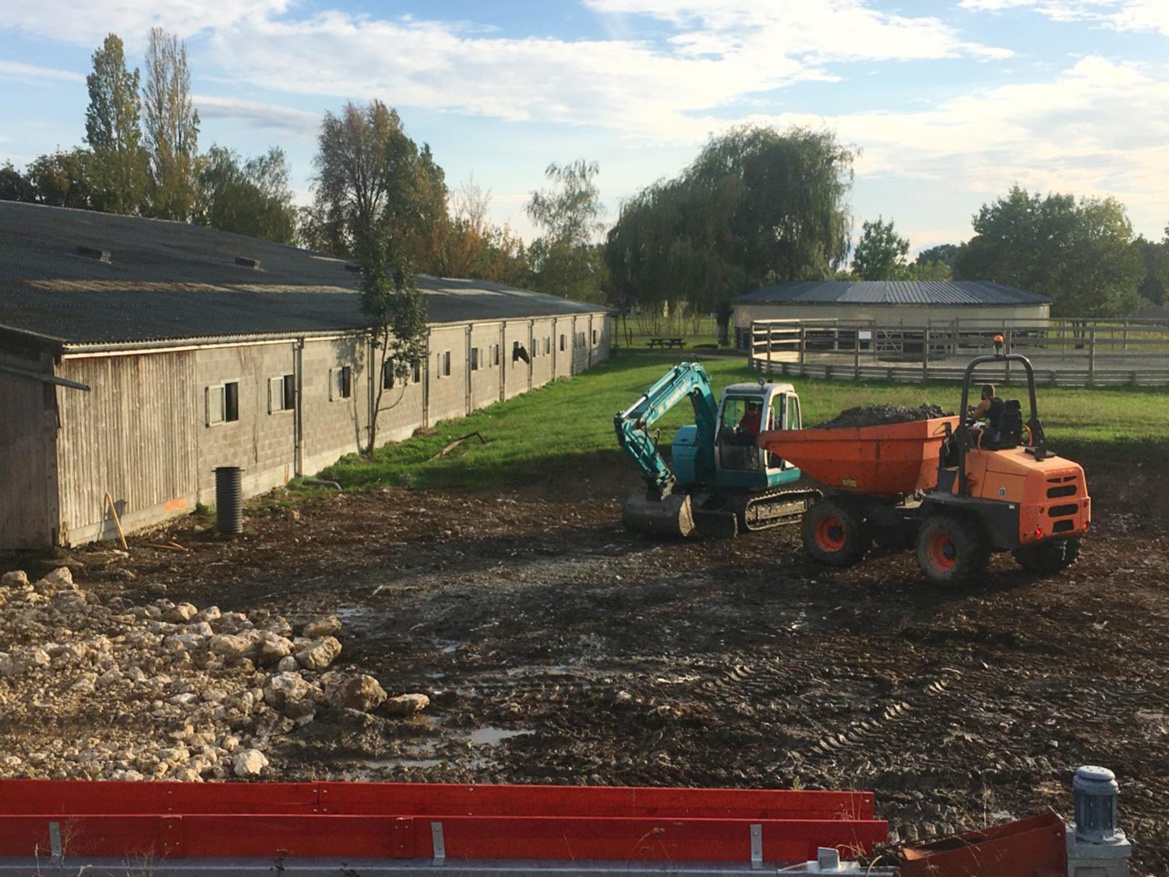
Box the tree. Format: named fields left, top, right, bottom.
left=26, top=150, right=95, bottom=208
left=85, top=33, right=147, bottom=214
left=196, top=145, right=297, bottom=244
left=311, top=100, right=438, bottom=450
left=0, top=161, right=36, bottom=203
left=311, top=100, right=444, bottom=262
left=852, top=217, right=910, bottom=280
left=142, top=27, right=200, bottom=220
left=1134, top=229, right=1169, bottom=306
left=360, top=240, right=428, bottom=455
left=605, top=125, right=855, bottom=342
left=526, top=159, right=608, bottom=302
left=916, top=243, right=959, bottom=271
left=955, top=186, right=1144, bottom=317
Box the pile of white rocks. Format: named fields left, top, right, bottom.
left=0, top=567, right=429, bottom=782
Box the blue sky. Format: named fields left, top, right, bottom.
left=1, top=0, right=1166, bottom=256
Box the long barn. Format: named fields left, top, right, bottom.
left=0, top=202, right=612, bottom=550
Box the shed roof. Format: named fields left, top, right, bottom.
left=0, top=202, right=606, bottom=351
left=737, top=280, right=1051, bottom=307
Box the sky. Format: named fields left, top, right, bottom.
left=1, top=0, right=1167, bottom=256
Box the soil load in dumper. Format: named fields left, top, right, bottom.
left=758, top=415, right=959, bottom=497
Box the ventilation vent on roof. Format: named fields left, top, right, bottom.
left=76, top=246, right=111, bottom=263
left=234, top=256, right=261, bottom=269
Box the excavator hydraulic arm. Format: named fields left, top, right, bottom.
left=614, top=362, right=719, bottom=498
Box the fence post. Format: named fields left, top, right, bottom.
left=766, top=323, right=774, bottom=374
left=798, top=324, right=806, bottom=368
left=1088, top=328, right=1096, bottom=386
left=854, top=327, right=861, bottom=380
left=923, top=325, right=931, bottom=381
left=1005, top=327, right=1012, bottom=385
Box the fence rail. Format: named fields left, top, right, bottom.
left=749, top=318, right=1169, bottom=388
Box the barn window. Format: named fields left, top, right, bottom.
left=206, top=381, right=240, bottom=426
left=437, top=350, right=451, bottom=378
left=269, top=375, right=294, bottom=413
left=559, top=334, right=566, bottom=352
left=383, top=360, right=395, bottom=390
left=470, top=347, right=481, bottom=371
left=412, top=360, right=422, bottom=383
left=545, top=337, right=551, bottom=355
left=330, top=366, right=352, bottom=400
left=491, top=344, right=501, bottom=366
left=592, top=329, right=598, bottom=345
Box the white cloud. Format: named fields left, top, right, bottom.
left=0, top=0, right=291, bottom=45
left=195, top=95, right=321, bottom=138
left=737, top=56, right=1169, bottom=228
left=0, top=60, right=84, bottom=84
left=200, top=1, right=1008, bottom=145
left=959, top=0, right=1169, bottom=34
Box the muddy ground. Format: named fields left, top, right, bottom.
left=20, top=445, right=1169, bottom=873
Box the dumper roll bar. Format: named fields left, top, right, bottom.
left=955, top=348, right=1048, bottom=497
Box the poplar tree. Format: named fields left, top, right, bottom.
left=142, top=27, right=200, bottom=220
left=84, top=33, right=146, bottom=214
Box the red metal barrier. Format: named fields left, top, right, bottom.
left=0, top=780, right=886, bottom=863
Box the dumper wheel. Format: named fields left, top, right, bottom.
left=1013, top=538, right=1081, bottom=574
left=916, top=514, right=988, bottom=584
left=802, top=498, right=871, bottom=567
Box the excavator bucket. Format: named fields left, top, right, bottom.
left=623, top=491, right=696, bottom=538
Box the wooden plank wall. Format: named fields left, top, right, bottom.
left=56, top=353, right=199, bottom=545
left=0, top=352, right=57, bottom=549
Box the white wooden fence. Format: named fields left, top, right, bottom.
left=749, top=318, right=1169, bottom=387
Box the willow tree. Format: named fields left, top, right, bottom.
left=606, top=125, right=855, bottom=343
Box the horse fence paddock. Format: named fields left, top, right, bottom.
left=749, top=318, right=1169, bottom=388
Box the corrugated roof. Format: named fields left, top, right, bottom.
left=0, top=202, right=606, bottom=350
left=737, top=280, right=1051, bottom=306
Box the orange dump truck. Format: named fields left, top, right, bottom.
left=758, top=348, right=1090, bottom=583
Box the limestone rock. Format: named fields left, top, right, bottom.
left=326, top=675, right=387, bottom=713
left=37, top=567, right=73, bottom=589
left=295, top=636, right=341, bottom=671
left=303, top=615, right=343, bottom=638
left=208, top=634, right=253, bottom=661
left=164, top=602, right=199, bottom=623
left=263, top=672, right=319, bottom=721
left=255, top=632, right=293, bottom=667
left=1, top=570, right=29, bottom=587
left=384, top=693, right=430, bottom=718
left=232, top=748, right=269, bottom=778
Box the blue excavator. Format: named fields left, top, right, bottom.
left=614, top=362, right=820, bottom=538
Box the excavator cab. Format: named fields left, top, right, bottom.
left=715, top=383, right=800, bottom=482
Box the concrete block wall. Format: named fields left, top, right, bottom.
left=299, top=336, right=368, bottom=477
left=469, top=322, right=504, bottom=411
left=427, top=325, right=469, bottom=426
left=194, top=341, right=300, bottom=502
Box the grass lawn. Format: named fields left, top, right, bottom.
left=322, top=351, right=1167, bottom=492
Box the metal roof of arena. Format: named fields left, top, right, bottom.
left=736, top=280, right=1051, bottom=306
left=0, top=202, right=606, bottom=351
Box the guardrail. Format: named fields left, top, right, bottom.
left=750, top=318, right=1169, bottom=387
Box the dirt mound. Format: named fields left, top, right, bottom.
left=813, top=403, right=951, bottom=429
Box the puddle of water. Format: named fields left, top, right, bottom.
left=366, top=757, right=442, bottom=771
left=469, top=727, right=535, bottom=746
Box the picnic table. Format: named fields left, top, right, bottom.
left=648, top=337, right=687, bottom=350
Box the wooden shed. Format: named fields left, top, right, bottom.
left=0, top=203, right=612, bottom=550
